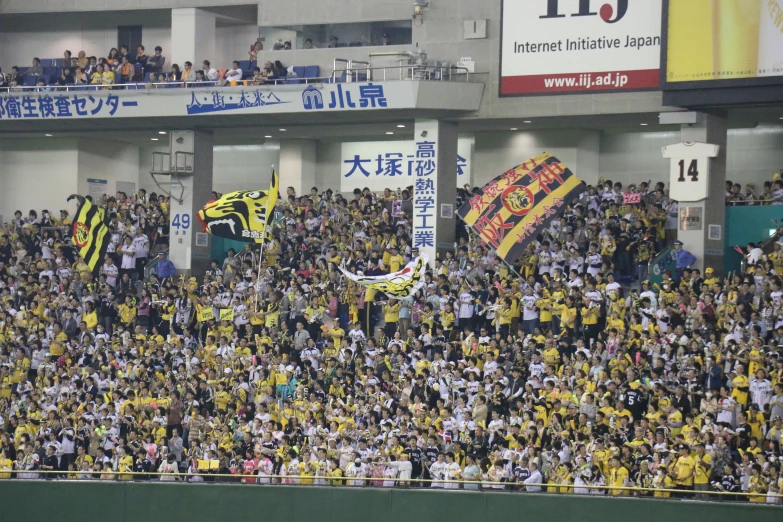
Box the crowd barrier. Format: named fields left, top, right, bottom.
left=0, top=475, right=781, bottom=522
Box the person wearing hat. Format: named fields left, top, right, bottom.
left=669, top=443, right=695, bottom=496
left=57, top=209, right=71, bottom=227
left=672, top=240, right=696, bottom=283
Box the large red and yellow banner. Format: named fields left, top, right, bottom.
left=458, top=154, right=584, bottom=264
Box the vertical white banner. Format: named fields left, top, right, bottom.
left=412, top=121, right=440, bottom=265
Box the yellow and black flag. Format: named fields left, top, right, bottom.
left=457, top=153, right=584, bottom=264
left=68, top=194, right=110, bottom=274
left=197, top=169, right=279, bottom=243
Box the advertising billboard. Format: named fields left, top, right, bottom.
left=499, top=0, right=662, bottom=96
left=665, top=0, right=783, bottom=87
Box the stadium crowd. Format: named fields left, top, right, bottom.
left=0, top=178, right=781, bottom=503
left=0, top=44, right=299, bottom=91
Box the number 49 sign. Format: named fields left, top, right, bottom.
left=171, top=213, right=191, bottom=236
left=662, top=142, right=720, bottom=202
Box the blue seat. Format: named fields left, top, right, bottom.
left=23, top=76, right=38, bottom=86
left=303, top=65, right=320, bottom=78
left=43, top=67, right=59, bottom=77
left=292, top=66, right=305, bottom=77
left=237, top=60, right=251, bottom=72
left=39, top=59, right=53, bottom=67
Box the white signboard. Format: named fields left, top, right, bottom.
left=340, top=138, right=473, bottom=193
left=0, top=82, right=417, bottom=121
left=86, top=178, right=108, bottom=201
left=500, top=0, right=662, bottom=95
left=412, top=120, right=440, bottom=264
left=662, top=142, right=720, bottom=202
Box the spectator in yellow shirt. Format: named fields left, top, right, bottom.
left=607, top=456, right=629, bottom=496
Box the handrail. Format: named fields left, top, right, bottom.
left=2, top=469, right=782, bottom=500
left=738, top=223, right=783, bottom=274
left=0, top=65, right=474, bottom=94
left=647, top=244, right=674, bottom=285
left=144, top=248, right=169, bottom=282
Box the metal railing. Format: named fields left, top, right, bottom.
left=1, top=469, right=781, bottom=502
left=0, top=64, right=473, bottom=94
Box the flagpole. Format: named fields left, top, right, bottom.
left=254, top=166, right=278, bottom=314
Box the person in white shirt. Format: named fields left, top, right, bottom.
left=101, top=255, right=119, bottom=287
left=202, top=60, right=218, bottom=81
left=443, top=452, right=461, bottom=489
left=428, top=453, right=448, bottom=488
left=226, top=61, right=243, bottom=83
left=384, top=452, right=413, bottom=485
left=132, top=229, right=150, bottom=275
left=345, top=457, right=367, bottom=486
left=521, top=287, right=539, bottom=335
left=119, top=236, right=137, bottom=279
left=523, top=461, right=543, bottom=491
left=749, top=370, right=772, bottom=410
left=458, top=291, right=474, bottom=327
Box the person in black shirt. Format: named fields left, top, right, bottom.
left=41, top=445, right=59, bottom=478
left=672, top=386, right=691, bottom=416
left=622, top=384, right=647, bottom=421
left=735, top=412, right=752, bottom=450
left=56, top=67, right=74, bottom=86
left=512, top=457, right=531, bottom=488
left=134, top=453, right=152, bottom=478
left=422, top=436, right=439, bottom=486
left=404, top=442, right=422, bottom=480
left=714, top=463, right=740, bottom=500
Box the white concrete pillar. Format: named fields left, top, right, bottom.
left=279, top=140, right=317, bottom=199
left=677, top=112, right=728, bottom=273
left=168, top=130, right=214, bottom=275
left=171, top=8, right=216, bottom=72
left=412, top=119, right=458, bottom=264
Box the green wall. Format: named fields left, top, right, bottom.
left=724, top=206, right=782, bottom=274
left=1, top=482, right=780, bottom=522
left=209, top=236, right=248, bottom=265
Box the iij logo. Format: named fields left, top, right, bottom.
left=539, top=0, right=628, bottom=24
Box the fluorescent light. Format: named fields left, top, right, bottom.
left=44, top=133, right=53, bottom=137
left=523, top=120, right=532, bottom=123
left=640, top=123, right=648, bottom=126
left=510, top=128, right=518, bottom=131
left=158, top=131, right=166, bottom=135
left=386, top=132, right=394, bottom=135
left=397, top=124, right=406, bottom=128
left=151, top=138, right=159, bottom=141
left=264, top=135, right=273, bottom=139
left=279, top=128, right=287, bottom=132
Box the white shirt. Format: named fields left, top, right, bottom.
left=662, top=142, right=720, bottom=202
left=102, top=262, right=119, bottom=286
left=132, top=234, right=149, bottom=259
left=521, top=294, right=539, bottom=320
left=523, top=469, right=544, bottom=491
left=120, top=243, right=136, bottom=269
left=226, top=68, right=243, bottom=82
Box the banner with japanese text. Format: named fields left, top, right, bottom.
left=411, top=128, right=440, bottom=264
left=0, top=82, right=416, bottom=121
left=458, top=153, right=585, bottom=264
left=340, top=138, right=473, bottom=193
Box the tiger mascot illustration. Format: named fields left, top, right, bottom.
left=340, top=255, right=429, bottom=298
left=197, top=173, right=279, bottom=243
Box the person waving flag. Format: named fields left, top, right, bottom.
left=68, top=194, right=110, bottom=274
